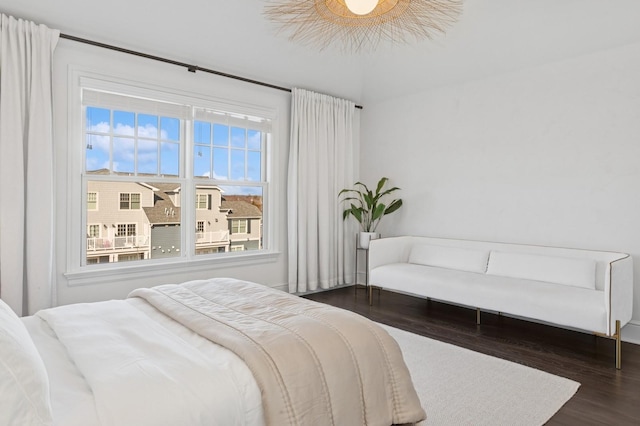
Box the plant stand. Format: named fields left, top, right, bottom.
left=354, top=233, right=369, bottom=296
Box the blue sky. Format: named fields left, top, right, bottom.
left=86, top=106, right=263, bottom=195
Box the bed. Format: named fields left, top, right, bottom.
left=1, top=277, right=426, bottom=426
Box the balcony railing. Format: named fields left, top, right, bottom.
left=87, top=235, right=150, bottom=252
left=195, top=230, right=230, bottom=245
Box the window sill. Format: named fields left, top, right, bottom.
left=64, top=250, right=281, bottom=287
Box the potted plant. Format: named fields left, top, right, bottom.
left=339, top=177, right=403, bottom=249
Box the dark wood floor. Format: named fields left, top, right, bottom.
left=303, top=286, right=640, bottom=426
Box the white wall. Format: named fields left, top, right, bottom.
left=52, top=40, right=290, bottom=306
left=360, top=42, right=640, bottom=330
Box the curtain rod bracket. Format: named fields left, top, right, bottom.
left=187, top=66, right=198, bottom=73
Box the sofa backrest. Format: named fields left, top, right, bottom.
left=408, top=244, right=489, bottom=274
left=407, top=236, right=627, bottom=291
left=486, top=251, right=596, bottom=289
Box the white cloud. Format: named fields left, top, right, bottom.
left=87, top=121, right=172, bottom=173
left=220, top=185, right=262, bottom=196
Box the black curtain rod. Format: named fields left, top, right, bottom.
left=60, top=33, right=363, bottom=110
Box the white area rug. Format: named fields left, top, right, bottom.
left=381, top=324, right=580, bottom=426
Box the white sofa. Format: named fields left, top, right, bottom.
left=368, top=236, right=633, bottom=368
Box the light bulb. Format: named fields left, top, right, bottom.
left=345, top=0, right=378, bottom=15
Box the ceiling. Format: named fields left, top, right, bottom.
left=3, top=0, right=640, bottom=104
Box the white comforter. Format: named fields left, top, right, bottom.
left=27, top=298, right=263, bottom=426
left=25, top=278, right=425, bottom=426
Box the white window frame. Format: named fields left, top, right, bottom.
left=117, top=253, right=144, bottom=262
left=116, top=223, right=137, bottom=237
left=87, top=224, right=101, bottom=238
left=65, top=70, right=280, bottom=284
left=87, top=192, right=98, bottom=210
left=231, top=219, right=248, bottom=234
left=119, top=193, right=141, bottom=210
left=195, top=194, right=208, bottom=210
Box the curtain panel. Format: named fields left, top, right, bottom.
left=0, top=14, right=59, bottom=315
left=287, top=88, right=357, bottom=293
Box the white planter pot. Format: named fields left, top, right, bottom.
left=358, top=232, right=380, bottom=249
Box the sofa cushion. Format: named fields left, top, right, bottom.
left=486, top=251, right=596, bottom=290
left=408, top=244, right=490, bottom=274
left=0, top=299, right=54, bottom=426
left=370, top=263, right=606, bottom=333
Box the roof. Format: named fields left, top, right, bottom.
left=143, top=189, right=181, bottom=224
left=221, top=200, right=261, bottom=218
left=222, top=195, right=263, bottom=212
left=152, top=182, right=181, bottom=193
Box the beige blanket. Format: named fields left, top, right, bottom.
left=129, top=278, right=426, bottom=426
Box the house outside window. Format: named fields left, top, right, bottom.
left=77, top=80, right=272, bottom=270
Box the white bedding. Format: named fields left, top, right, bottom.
left=130, top=279, right=426, bottom=426
left=22, top=298, right=264, bottom=426
left=16, top=278, right=425, bottom=426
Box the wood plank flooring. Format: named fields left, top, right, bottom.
left=303, top=286, right=640, bottom=425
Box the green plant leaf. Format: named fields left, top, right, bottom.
left=354, top=182, right=369, bottom=192
left=372, top=203, right=385, bottom=221
left=375, top=177, right=389, bottom=194
left=363, top=191, right=374, bottom=209
left=378, top=186, right=401, bottom=197
left=339, top=177, right=403, bottom=231
left=384, top=199, right=403, bottom=215
left=350, top=204, right=362, bottom=223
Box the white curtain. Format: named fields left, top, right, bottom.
left=0, top=14, right=59, bottom=315
left=288, top=88, right=357, bottom=293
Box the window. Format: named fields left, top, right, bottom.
left=87, top=192, right=98, bottom=210
left=84, top=96, right=182, bottom=177
left=119, top=193, right=141, bottom=210
left=196, top=194, right=209, bottom=209
left=193, top=123, right=262, bottom=182
left=78, top=82, right=272, bottom=270
left=87, top=256, right=110, bottom=265
left=230, top=245, right=245, bottom=252
left=231, top=219, right=248, bottom=234
left=117, top=223, right=136, bottom=236
left=87, top=224, right=100, bottom=238
left=117, top=253, right=144, bottom=262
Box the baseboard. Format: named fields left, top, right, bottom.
left=294, top=282, right=353, bottom=297
left=268, top=282, right=289, bottom=293
left=622, top=320, right=640, bottom=345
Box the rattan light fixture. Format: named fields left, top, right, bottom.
left=264, top=0, right=463, bottom=52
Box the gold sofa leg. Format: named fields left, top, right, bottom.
left=595, top=320, right=623, bottom=370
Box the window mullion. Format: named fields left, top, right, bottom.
left=183, top=112, right=194, bottom=259
left=109, top=109, right=115, bottom=173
